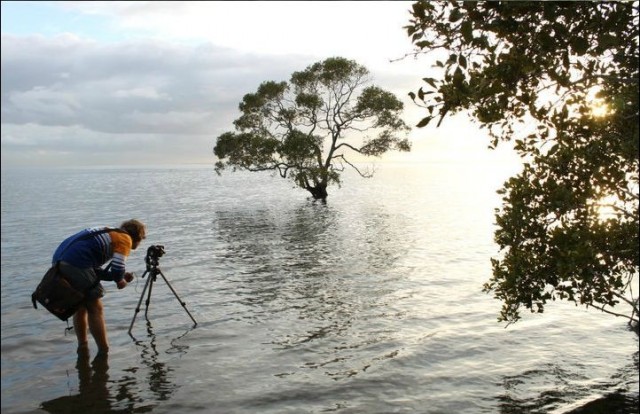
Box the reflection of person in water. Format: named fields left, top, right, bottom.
left=40, top=350, right=121, bottom=414
left=41, top=322, right=186, bottom=413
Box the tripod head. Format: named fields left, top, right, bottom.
left=145, top=245, right=165, bottom=272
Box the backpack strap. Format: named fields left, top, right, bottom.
left=57, top=227, right=115, bottom=257
left=56, top=227, right=130, bottom=262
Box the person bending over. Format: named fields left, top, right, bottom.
left=52, top=219, right=146, bottom=355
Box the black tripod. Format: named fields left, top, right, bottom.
left=128, top=245, right=197, bottom=336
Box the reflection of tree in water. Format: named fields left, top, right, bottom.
left=215, top=201, right=407, bottom=379
left=215, top=202, right=406, bottom=305
left=40, top=322, right=189, bottom=413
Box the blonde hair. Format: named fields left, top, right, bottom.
left=120, top=219, right=146, bottom=242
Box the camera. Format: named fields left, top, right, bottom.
left=145, top=245, right=165, bottom=270
left=146, top=245, right=165, bottom=259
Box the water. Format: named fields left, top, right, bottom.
left=1, top=163, right=637, bottom=414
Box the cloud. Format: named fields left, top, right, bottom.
left=1, top=1, right=430, bottom=167
left=1, top=34, right=310, bottom=131
left=1, top=33, right=318, bottom=165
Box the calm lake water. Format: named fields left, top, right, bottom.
left=1, top=162, right=638, bottom=414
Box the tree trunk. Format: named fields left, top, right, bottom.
left=306, top=184, right=328, bottom=200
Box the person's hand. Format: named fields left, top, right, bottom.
left=116, top=279, right=127, bottom=289
left=124, top=272, right=134, bottom=283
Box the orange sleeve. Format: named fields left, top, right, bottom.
left=110, top=231, right=132, bottom=257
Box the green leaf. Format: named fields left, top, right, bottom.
left=416, top=116, right=432, bottom=128
left=458, top=55, right=467, bottom=69
left=598, top=34, right=618, bottom=49
left=571, top=37, right=589, bottom=55
left=461, top=20, right=473, bottom=42
left=449, top=8, right=462, bottom=22
left=423, top=77, right=438, bottom=88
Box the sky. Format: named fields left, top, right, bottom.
left=1, top=1, right=520, bottom=168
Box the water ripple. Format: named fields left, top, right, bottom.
left=1, top=165, right=637, bottom=414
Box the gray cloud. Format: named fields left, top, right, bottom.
left=1, top=34, right=315, bottom=165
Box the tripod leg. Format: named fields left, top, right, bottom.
left=144, top=275, right=155, bottom=319
left=128, top=270, right=152, bottom=335
left=157, top=269, right=198, bottom=326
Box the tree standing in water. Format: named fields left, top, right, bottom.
left=406, top=1, right=639, bottom=327
left=213, top=57, right=411, bottom=200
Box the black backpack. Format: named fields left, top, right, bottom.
left=31, top=263, right=85, bottom=321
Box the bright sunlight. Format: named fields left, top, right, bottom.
left=587, top=86, right=613, bottom=118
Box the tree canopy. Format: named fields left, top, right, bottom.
left=406, top=1, right=639, bottom=327
left=213, top=57, right=411, bottom=200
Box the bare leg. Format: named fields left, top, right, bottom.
left=73, top=306, right=89, bottom=352
left=86, top=298, right=109, bottom=355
